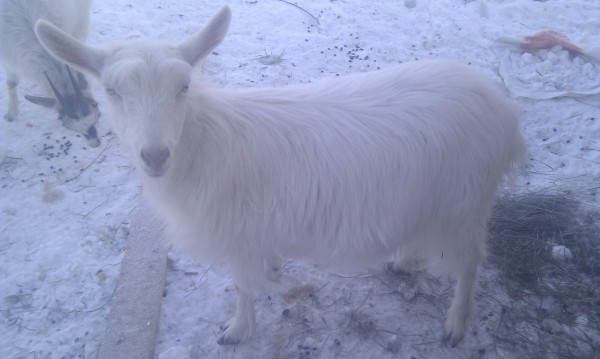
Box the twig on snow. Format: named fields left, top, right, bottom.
left=73, top=137, right=114, bottom=182
left=276, top=0, right=319, bottom=25
left=83, top=285, right=117, bottom=313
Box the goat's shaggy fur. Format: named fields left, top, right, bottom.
left=35, top=6, right=527, bottom=346
left=0, top=0, right=100, bottom=146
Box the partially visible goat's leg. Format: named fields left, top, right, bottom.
left=4, top=72, right=19, bottom=121
left=391, top=247, right=423, bottom=273
left=218, top=285, right=256, bottom=345
left=264, top=252, right=282, bottom=281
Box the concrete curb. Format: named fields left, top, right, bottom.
left=98, top=204, right=168, bottom=359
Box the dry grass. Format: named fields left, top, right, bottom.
left=487, top=191, right=600, bottom=358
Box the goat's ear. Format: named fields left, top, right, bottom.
left=35, top=20, right=105, bottom=79
left=179, top=6, right=231, bottom=66
left=25, top=95, right=57, bottom=109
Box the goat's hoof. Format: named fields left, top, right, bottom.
left=217, top=317, right=252, bottom=345
left=443, top=320, right=466, bottom=347
left=4, top=113, right=17, bottom=122
left=217, top=334, right=240, bottom=346
left=217, top=325, right=242, bottom=346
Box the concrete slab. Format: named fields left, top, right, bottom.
left=98, top=203, right=168, bottom=359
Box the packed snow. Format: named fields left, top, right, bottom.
left=1, top=0, right=599, bottom=358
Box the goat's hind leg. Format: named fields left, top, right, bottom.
left=441, top=221, right=487, bottom=346
left=444, top=260, right=478, bottom=346
left=264, top=252, right=283, bottom=281
left=442, top=227, right=485, bottom=347
left=4, top=72, right=19, bottom=121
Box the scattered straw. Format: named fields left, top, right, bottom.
left=488, top=191, right=600, bottom=358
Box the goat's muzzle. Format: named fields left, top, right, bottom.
left=85, top=125, right=101, bottom=148
left=140, top=147, right=171, bottom=177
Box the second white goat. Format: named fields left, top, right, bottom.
left=0, top=0, right=100, bottom=146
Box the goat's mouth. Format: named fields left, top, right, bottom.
left=143, top=165, right=168, bottom=178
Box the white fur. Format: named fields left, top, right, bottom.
left=35, top=6, right=527, bottom=346
left=0, top=0, right=100, bottom=146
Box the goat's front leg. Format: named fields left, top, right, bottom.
left=4, top=72, right=19, bottom=121
left=218, top=285, right=256, bottom=345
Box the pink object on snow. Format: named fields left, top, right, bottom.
left=519, top=31, right=582, bottom=56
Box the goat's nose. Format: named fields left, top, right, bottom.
left=140, top=147, right=170, bottom=173
left=85, top=126, right=101, bottom=148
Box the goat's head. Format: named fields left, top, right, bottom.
left=25, top=66, right=101, bottom=147
left=34, top=6, right=232, bottom=177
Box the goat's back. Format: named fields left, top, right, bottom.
left=150, top=60, right=525, bottom=274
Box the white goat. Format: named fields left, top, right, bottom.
left=35, top=6, right=527, bottom=346
left=0, top=0, right=100, bottom=147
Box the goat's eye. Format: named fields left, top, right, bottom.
left=179, top=84, right=189, bottom=95
left=105, top=88, right=118, bottom=96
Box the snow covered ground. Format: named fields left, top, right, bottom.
left=1, top=0, right=599, bottom=358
